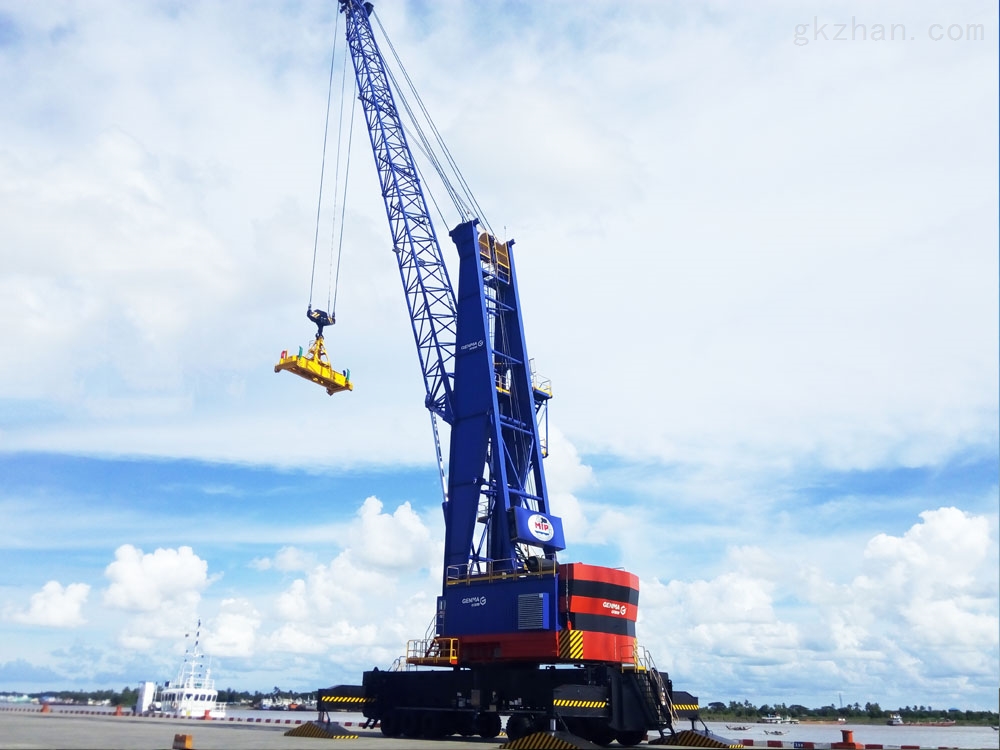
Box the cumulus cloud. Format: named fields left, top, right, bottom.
left=6, top=581, right=89, bottom=627
left=103, top=544, right=212, bottom=612
left=350, top=496, right=438, bottom=570
left=249, top=546, right=316, bottom=573
left=260, top=496, right=439, bottom=663
left=203, top=599, right=260, bottom=658
left=101, top=545, right=218, bottom=654
left=636, top=507, right=998, bottom=706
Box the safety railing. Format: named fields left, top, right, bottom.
left=406, top=637, right=459, bottom=666
left=444, top=558, right=557, bottom=586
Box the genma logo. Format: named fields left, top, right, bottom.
left=602, top=601, right=627, bottom=616
left=461, top=596, right=487, bottom=607
left=527, top=513, right=554, bottom=543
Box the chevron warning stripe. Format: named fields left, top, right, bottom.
left=500, top=730, right=602, bottom=749
left=284, top=721, right=358, bottom=739
left=558, top=629, right=584, bottom=660
left=648, top=729, right=742, bottom=748
left=553, top=698, right=607, bottom=709
left=319, top=695, right=366, bottom=705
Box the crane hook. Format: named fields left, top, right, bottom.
left=307, top=306, right=335, bottom=338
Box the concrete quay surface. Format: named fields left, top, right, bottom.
left=0, top=710, right=503, bottom=750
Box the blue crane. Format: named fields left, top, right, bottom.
left=317, top=2, right=707, bottom=745
left=341, top=0, right=563, bottom=588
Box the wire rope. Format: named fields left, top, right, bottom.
left=372, top=11, right=494, bottom=237
left=309, top=12, right=341, bottom=310
left=330, top=66, right=358, bottom=316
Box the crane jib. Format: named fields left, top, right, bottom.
left=342, top=0, right=457, bottom=424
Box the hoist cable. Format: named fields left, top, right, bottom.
left=385, top=61, right=469, bottom=219
left=330, top=74, right=358, bottom=315
left=309, top=14, right=341, bottom=309
left=373, top=12, right=493, bottom=236
left=326, top=48, right=347, bottom=320
left=326, top=40, right=353, bottom=314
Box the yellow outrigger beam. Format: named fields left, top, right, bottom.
left=275, top=335, right=353, bottom=395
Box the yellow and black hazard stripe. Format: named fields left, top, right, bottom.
left=501, top=731, right=593, bottom=749
left=672, top=703, right=699, bottom=712
left=318, top=695, right=367, bottom=705
left=558, top=629, right=584, bottom=660
left=652, top=729, right=742, bottom=748
left=553, top=698, right=607, bottom=709
left=284, top=722, right=358, bottom=740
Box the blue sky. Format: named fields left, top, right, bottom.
left=1, top=0, right=998, bottom=712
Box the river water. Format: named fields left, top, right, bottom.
left=701, top=720, right=999, bottom=749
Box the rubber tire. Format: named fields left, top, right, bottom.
left=506, top=715, right=533, bottom=741
left=615, top=729, right=648, bottom=746
left=379, top=712, right=400, bottom=738
left=478, top=711, right=502, bottom=738
left=400, top=711, right=420, bottom=738
left=421, top=711, right=445, bottom=739
left=587, top=722, right=616, bottom=747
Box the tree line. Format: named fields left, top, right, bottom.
left=703, top=700, right=998, bottom=725
left=3, top=690, right=997, bottom=725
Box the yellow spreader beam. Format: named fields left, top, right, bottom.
left=275, top=335, right=353, bottom=396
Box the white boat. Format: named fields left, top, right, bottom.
left=887, top=713, right=904, bottom=726
left=151, top=621, right=226, bottom=719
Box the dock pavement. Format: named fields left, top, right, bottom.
left=0, top=709, right=515, bottom=750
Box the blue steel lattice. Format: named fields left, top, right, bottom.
left=341, top=0, right=456, bottom=422
left=340, top=1, right=559, bottom=598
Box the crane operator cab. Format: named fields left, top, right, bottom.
left=274, top=307, right=353, bottom=396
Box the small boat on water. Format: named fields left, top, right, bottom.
left=726, top=724, right=751, bottom=731
left=887, top=713, right=904, bottom=726
left=142, top=621, right=226, bottom=719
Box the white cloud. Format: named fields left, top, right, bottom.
left=6, top=581, right=90, bottom=628
left=634, top=506, right=998, bottom=706
left=101, top=545, right=218, bottom=655
left=273, top=546, right=316, bottom=573
left=0, top=0, right=991, bottom=482
left=258, top=497, right=439, bottom=664
left=103, top=544, right=211, bottom=612
left=350, top=497, right=438, bottom=571
left=250, top=546, right=316, bottom=574
left=203, top=599, right=260, bottom=658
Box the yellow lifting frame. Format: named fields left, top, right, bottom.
left=274, top=335, right=353, bottom=395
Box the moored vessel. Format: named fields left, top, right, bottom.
left=141, top=621, right=225, bottom=719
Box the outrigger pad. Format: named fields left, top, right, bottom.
left=500, top=730, right=605, bottom=750
left=649, top=729, right=743, bottom=748
left=284, top=721, right=359, bottom=739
